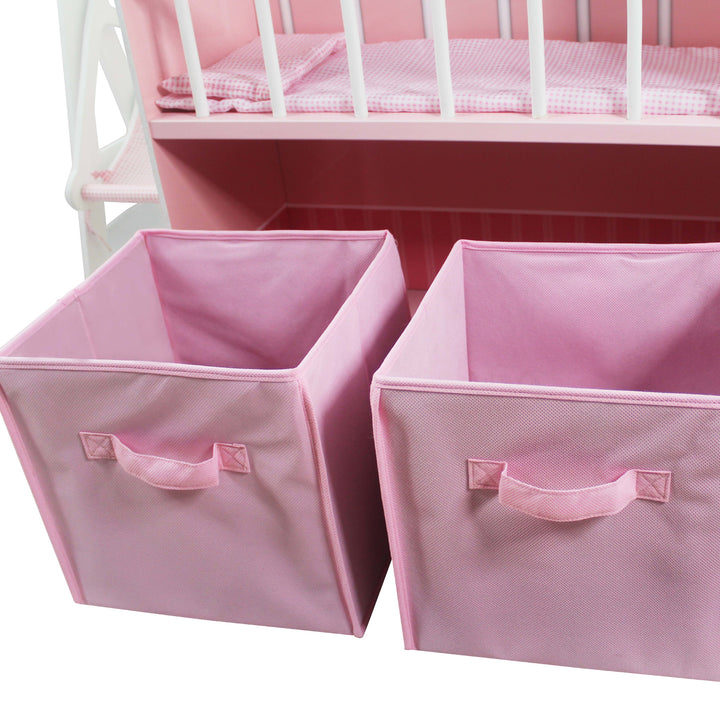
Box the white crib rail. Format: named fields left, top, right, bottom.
left=430, top=0, right=455, bottom=118
left=498, top=0, right=512, bottom=39
left=279, top=0, right=295, bottom=34
left=421, top=0, right=433, bottom=39
left=527, top=0, right=547, bottom=118
left=627, top=0, right=643, bottom=121
left=577, top=0, right=591, bottom=42
left=255, top=0, right=287, bottom=117
left=658, top=0, right=672, bottom=46
left=172, top=0, right=209, bottom=118
left=170, top=0, right=673, bottom=123
left=340, top=0, right=368, bottom=117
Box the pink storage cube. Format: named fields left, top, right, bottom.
left=372, top=239, right=720, bottom=680
left=0, top=229, right=409, bottom=636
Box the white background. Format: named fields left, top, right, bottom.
left=0, top=4, right=718, bottom=718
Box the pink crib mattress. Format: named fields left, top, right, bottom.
left=158, top=34, right=720, bottom=116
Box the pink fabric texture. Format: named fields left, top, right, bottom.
left=158, top=37, right=720, bottom=116
left=81, top=116, right=159, bottom=204
left=160, top=33, right=346, bottom=101
left=372, top=240, right=720, bottom=680
left=0, top=229, right=409, bottom=635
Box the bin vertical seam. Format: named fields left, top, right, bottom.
left=370, top=384, right=418, bottom=649
left=295, top=375, right=362, bottom=637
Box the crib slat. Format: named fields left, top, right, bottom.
left=279, top=0, right=294, bottom=34
left=627, top=0, right=643, bottom=121
left=421, top=0, right=433, bottom=39
left=430, top=0, right=455, bottom=118
left=577, top=0, right=591, bottom=42
left=172, top=0, right=209, bottom=118
left=354, top=0, right=365, bottom=44
left=340, top=0, right=368, bottom=118
left=254, top=0, right=287, bottom=117
left=527, top=0, right=547, bottom=119
left=498, top=0, right=512, bottom=39
left=658, top=0, right=672, bottom=46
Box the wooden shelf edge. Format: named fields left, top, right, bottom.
left=150, top=112, right=720, bottom=146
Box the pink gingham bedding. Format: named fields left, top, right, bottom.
left=160, top=33, right=346, bottom=101
left=157, top=35, right=720, bottom=116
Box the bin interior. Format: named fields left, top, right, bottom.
left=386, top=241, right=720, bottom=397
left=4, top=232, right=385, bottom=371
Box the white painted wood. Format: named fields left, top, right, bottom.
left=430, top=0, right=455, bottom=118
left=60, top=0, right=168, bottom=275
left=340, top=0, right=368, bottom=117
left=354, top=0, right=365, bottom=43
left=116, top=0, right=171, bottom=234
left=658, top=0, right=672, bottom=46
left=79, top=204, right=110, bottom=276
left=254, top=0, right=287, bottom=117
left=421, top=0, right=433, bottom=39
left=627, top=0, right=643, bottom=121
left=97, top=28, right=134, bottom=125
left=58, top=0, right=91, bottom=137
left=279, top=0, right=294, bottom=33
left=577, top=0, right=591, bottom=42
left=65, top=0, right=118, bottom=210
left=498, top=0, right=512, bottom=39
left=527, top=0, right=547, bottom=118
left=173, top=0, right=209, bottom=118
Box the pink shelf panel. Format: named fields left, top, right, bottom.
left=150, top=112, right=720, bottom=146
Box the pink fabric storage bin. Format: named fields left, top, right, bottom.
left=0, top=229, right=409, bottom=636
left=372, top=239, right=720, bottom=680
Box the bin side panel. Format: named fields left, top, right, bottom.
left=144, top=233, right=381, bottom=371
left=462, top=244, right=720, bottom=395
left=376, top=386, right=720, bottom=680
left=299, top=238, right=410, bottom=634
left=0, top=368, right=352, bottom=634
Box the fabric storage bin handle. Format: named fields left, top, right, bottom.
left=80, top=432, right=250, bottom=490
left=468, top=460, right=671, bottom=522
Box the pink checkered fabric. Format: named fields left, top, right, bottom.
left=157, top=38, right=720, bottom=116
left=160, top=33, right=346, bottom=101
left=81, top=116, right=159, bottom=204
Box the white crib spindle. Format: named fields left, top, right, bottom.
left=498, top=0, right=512, bottom=40
left=577, top=0, right=591, bottom=42
left=354, top=0, right=365, bottom=44
left=279, top=0, right=295, bottom=34
left=627, top=0, right=643, bottom=121
left=172, top=0, right=209, bottom=118
left=254, top=0, right=287, bottom=117
left=430, top=0, right=455, bottom=118
left=422, top=0, right=433, bottom=39
left=527, top=0, right=547, bottom=119
left=340, top=0, right=368, bottom=118
left=658, top=0, right=672, bottom=46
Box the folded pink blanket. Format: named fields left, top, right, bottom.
left=158, top=34, right=720, bottom=116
